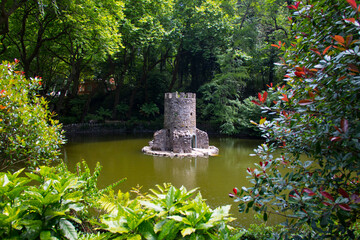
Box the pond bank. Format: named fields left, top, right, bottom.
left=63, top=121, right=220, bottom=136
left=63, top=121, right=261, bottom=139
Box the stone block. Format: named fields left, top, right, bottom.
left=196, top=128, right=209, bottom=149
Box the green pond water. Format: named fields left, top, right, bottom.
left=63, top=134, right=285, bottom=228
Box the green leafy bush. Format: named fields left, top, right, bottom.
left=97, top=183, right=235, bottom=239
left=115, top=103, right=130, bottom=120
left=85, top=107, right=112, bottom=123
left=231, top=0, right=360, bottom=239
left=235, top=223, right=285, bottom=240
left=139, top=102, right=159, bottom=119
left=0, top=166, right=84, bottom=239
left=0, top=61, right=65, bottom=170
left=0, top=161, right=128, bottom=240
left=198, top=50, right=248, bottom=135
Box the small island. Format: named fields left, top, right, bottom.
left=142, top=92, right=218, bottom=157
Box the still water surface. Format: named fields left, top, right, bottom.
left=63, top=134, right=284, bottom=227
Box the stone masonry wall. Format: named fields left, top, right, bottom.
left=172, top=130, right=192, bottom=153
left=149, top=92, right=212, bottom=154
left=196, top=129, right=209, bottom=149
left=150, top=129, right=169, bottom=151
left=164, top=92, right=196, bottom=135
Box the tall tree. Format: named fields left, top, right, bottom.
left=111, top=0, right=174, bottom=118
left=169, top=0, right=237, bottom=92
left=234, top=0, right=289, bottom=96
left=0, top=0, right=57, bottom=36
left=50, top=0, right=123, bottom=114
left=0, top=0, right=124, bottom=114
left=2, top=1, right=64, bottom=78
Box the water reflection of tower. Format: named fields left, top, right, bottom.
left=153, top=156, right=209, bottom=189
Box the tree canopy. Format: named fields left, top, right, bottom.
left=0, top=0, right=290, bottom=133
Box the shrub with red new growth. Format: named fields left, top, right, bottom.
left=231, top=0, right=360, bottom=239
left=0, top=61, right=65, bottom=170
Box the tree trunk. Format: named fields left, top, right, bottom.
left=168, top=53, right=179, bottom=92
left=80, top=88, right=96, bottom=123
left=56, top=61, right=81, bottom=114
left=112, top=49, right=131, bottom=119
left=70, top=59, right=82, bottom=96
left=127, top=46, right=167, bottom=117
left=168, top=42, right=182, bottom=92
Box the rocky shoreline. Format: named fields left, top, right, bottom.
left=142, top=145, right=219, bottom=158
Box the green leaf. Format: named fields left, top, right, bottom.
left=140, top=200, right=164, bottom=212
left=154, top=219, right=167, bottom=234
left=25, top=172, right=42, bottom=182
left=63, top=192, right=83, bottom=203
left=128, top=235, right=142, bottom=240
left=43, top=192, right=61, bottom=205
left=21, top=219, right=42, bottom=228
left=211, top=205, right=231, bottom=222
left=165, top=186, right=176, bottom=209
left=167, top=215, right=183, bottom=222
left=102, top=217, right=129, bottom=234
left=181, top=227, right=196, bottom=237
left=40, top=231, right=51, bottom=240
left=320, top=213, right=329, bottom=228
left=158, top=219, right=178, bottom=240
left=1, top=174, right=10, bottom=187
left=13, top=168, right=25, bottom=178
left=7, top=186, right=27, bottom=200
left=303, top=161, right=313, bottom=168
left=59, top=218, right=78, bottom=240
left=40, top=231, right=56, bottom=240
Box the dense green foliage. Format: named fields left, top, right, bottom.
left=0, top=61, right=64, bottom=170
left=0, top=164, right=238, bottom=239
left=0, top=166, right=85, bottom=239
left=4, top=0, right=360, bottom=238
left=0, top=66, right=239, bottom=239
left=231, top=0, right=360, bottom=238
left=0, top=0, right=290, bottom=135
left=98, top=183, right=235, bottom=239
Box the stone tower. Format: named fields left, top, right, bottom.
left=164, top=92, right=196, bottom=135
left=146, top=92, right=212, bottom=154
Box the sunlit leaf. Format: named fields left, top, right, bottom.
left=330, top=136, right=342, bottom=142
left=333, top=35, right=345, bottom=45
left=181, top=227, right=196, bottom=237
left=281, top=94, right=289, bottom=102
left=59, top=218, right=78, bottom=240
left=323, top=45, right=332, bottom=55
left=346, top=0, right=357, bottom=10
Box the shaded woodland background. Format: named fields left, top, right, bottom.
left=0, top=0, right=291, bottom=135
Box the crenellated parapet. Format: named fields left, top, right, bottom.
left=164, top=92, right=196, bottom=99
